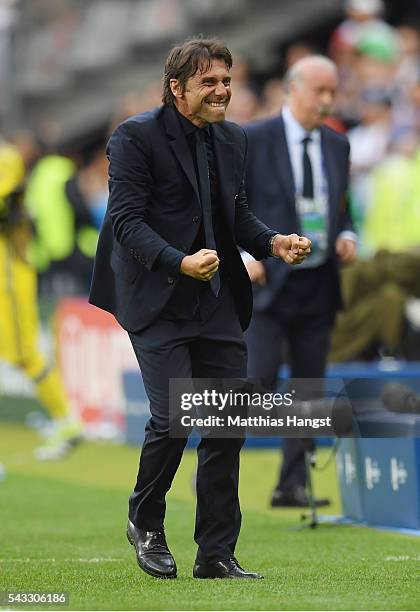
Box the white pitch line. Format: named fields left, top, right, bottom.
left=384, top=555, right=420, bottom=562
left=0, top=557, right=123, bottom=563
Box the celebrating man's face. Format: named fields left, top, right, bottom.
left=170, top=58, right=232, bottom=127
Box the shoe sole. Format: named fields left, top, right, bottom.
left=193, top=574, right=230, bottom=579
left=193, top=573, right=264, bottom=579
left=193, top=565, right=264, bottom=579
left=126, top=531, right=177, bottom=579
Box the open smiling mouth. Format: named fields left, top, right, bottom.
left=206, top=101, right=227, bottom=108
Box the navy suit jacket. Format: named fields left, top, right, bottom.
left=244, top=114, right=353, bottom=313
left=89, top=105, right=276, bottom=332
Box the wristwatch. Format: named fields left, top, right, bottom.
left=269, top=234, right=281, bottom=258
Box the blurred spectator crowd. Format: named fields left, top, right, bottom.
left=1, top=0, right=419, bottom=364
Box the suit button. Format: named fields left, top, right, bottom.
left=193, top=216, right=199, bottom=223
left=130, top=248, right=134, bottom=255
left=168, top=277, right=174, bottom=284
left=181, top=245, right=188, bottom=252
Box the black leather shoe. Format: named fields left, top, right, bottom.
left=126, top=520, right=177, bottom=579
left=271, top=486, right=330, bottom=508
left=193, top=557, right=263, bottom=579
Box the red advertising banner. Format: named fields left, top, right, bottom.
left=56, top=298, right=138, bottom=437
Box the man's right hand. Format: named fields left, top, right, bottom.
left=180, top=249, right=219, bottom=281
left=244, top=260, right=267, bottom=286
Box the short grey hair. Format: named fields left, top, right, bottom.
left=284, top=55, right=337, bottom=91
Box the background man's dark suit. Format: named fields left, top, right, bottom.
left=244, top=113, right=353, bottom=504
left=89, top=104, right=278, bottom=564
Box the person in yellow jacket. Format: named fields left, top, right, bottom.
left=360, top=133, right=420, bottom=255
left=0, top=142, right=83, bottom=460
left=24, top=143, right=105, bottom=297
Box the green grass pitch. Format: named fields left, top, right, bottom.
left=0, top=423, right=419, bottom=611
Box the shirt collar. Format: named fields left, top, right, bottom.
left=174, top=105, right=208, bottom=138
left=282, top=105, right=320, bottom=145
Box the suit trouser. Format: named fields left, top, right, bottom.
left=128, top=287, right=247, bottom=564
left=246, top=265, right=336, bottom=494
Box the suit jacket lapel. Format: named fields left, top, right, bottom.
left=321, top=128, right=339, bottom=239
left=163, top=106, right=200, bottom=204
left=212, top=124, right=236, bottom=229
left=273, top=116, right=299, bottom=227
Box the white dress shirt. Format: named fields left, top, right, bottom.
left=282, top=105, right=325, bottom=199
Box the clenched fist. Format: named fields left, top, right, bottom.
left=181, top=249, right=219, bottom=281
left=271, top=234, right=311, bottom=265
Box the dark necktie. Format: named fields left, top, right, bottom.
left=302, top=135, right=314, bottom=199
left=195, top=129, right=220, bottom=296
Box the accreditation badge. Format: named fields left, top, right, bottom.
left=295, top=195, right=328, bottom=260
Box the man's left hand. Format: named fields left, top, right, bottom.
left=335, top=237, right=356, bottom=264
left=271, top=234, right=311, bottom=265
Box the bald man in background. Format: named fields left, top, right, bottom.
left=243, top=56, right=357, bottom=507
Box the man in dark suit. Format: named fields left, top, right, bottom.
left=89, top=38, right=311, bottom=579
left=243, top=55, right=357, bottom=508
